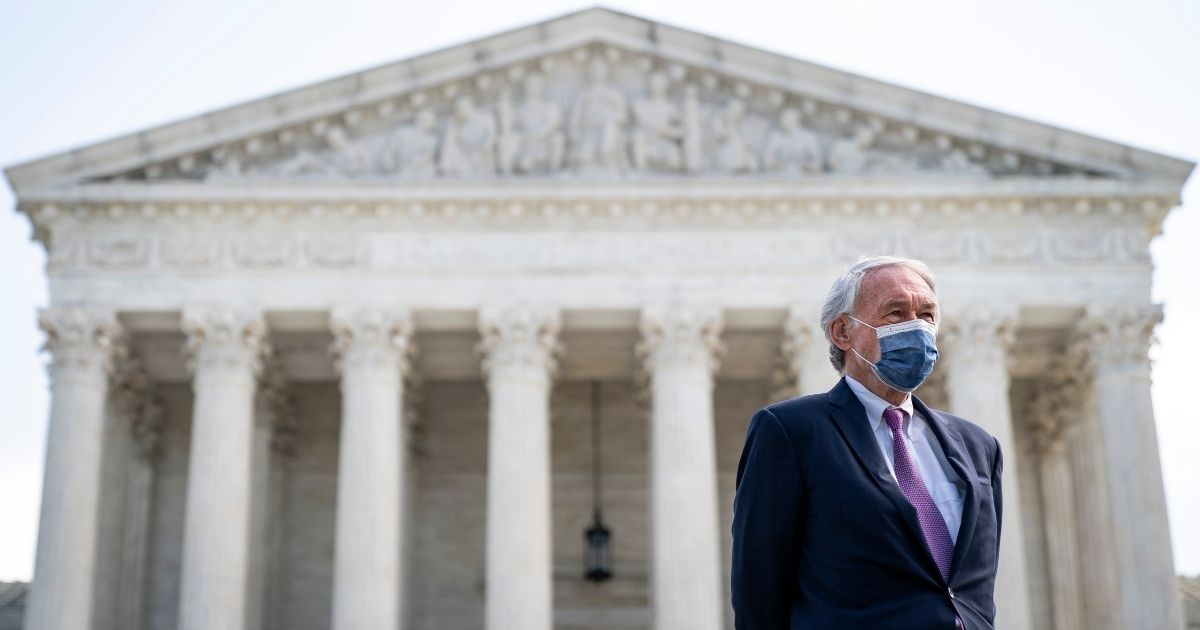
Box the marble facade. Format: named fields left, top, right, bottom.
left=5, top=8, right=1193, bottom=630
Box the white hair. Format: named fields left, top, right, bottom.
left=819, top=255, right=937, bottom=373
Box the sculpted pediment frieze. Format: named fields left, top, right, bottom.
left=106, top=46, right=1103, bottom=184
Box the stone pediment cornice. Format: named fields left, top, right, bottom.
left=4, top=7, right=1193, bottom=195
left=20, top=178, right=1175, bottom=249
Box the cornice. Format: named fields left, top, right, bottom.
left=17, top=178, right=1177, bottom=247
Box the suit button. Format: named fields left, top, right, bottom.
left=948, top=588, right=956, bottom=600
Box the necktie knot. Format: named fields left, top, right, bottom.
left=883, top=407, right=907, bottom=433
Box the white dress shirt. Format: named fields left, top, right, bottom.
left=844, top=375, right=966, bottom=543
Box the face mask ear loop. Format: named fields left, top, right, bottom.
left=847, top=315, right=876, bottom=331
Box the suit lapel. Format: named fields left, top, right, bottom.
left=826, top=379, right=942, bottom=580
left=912, top=395, right=981, bottom=583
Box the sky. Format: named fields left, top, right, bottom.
left=1, top=0, right=1197, bottom=581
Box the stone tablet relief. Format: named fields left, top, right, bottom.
left=143, top=46, right=1080, bottom=183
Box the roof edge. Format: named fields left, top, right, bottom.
left=4, top=6, right=1195, bottom=194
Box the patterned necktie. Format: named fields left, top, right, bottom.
left=883, top=407, right=954, bottom=582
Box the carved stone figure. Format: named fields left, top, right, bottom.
left=827, top=127, right=876, bottom=174
left=204, top=148, right=244, bottom=181
left=681, top=85, right=704, bottom=172
left=275, top=124, right=374, bottom=177
left=438, top=96, right=497, bottom=177
left=496, top=87, right=518, bottom=176
left=498, top=73, right=565, bottom=175
left=568, top=58, right=628, bottom=173
left=713, top=99, right=758, bottom=174
left=631, top=72, right=684, bottom=172
left=941, top=149, right=989, bottom=177
left=383, top=110, right=439, bottom=179
left=762, top=108, right=822, bottom=174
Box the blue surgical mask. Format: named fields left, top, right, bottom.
left=847, top=316, right=939, bottom=393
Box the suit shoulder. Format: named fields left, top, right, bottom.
left=761, top=392, right=833, bottom=435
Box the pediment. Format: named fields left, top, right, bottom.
left=5, top=7, right=1193, bottom=192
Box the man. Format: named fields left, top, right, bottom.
left=731, top=256, right=1002, bottom=629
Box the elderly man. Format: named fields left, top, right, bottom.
left=731, top=256, right=1002, bottom=629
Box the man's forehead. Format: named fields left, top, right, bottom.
left=861, top=266, right=936, bottom=296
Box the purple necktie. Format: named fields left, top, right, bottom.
left=883, top=407, right=954, bottom=582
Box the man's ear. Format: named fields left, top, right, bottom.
left=830, top=315, right=853, bottom=351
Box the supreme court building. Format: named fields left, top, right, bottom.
left=6, top=8, right=1193, bottom=630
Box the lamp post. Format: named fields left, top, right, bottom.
left=583, top=380, right=612, bottom=582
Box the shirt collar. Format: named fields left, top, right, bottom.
left=844, top=374, right=914, bottom=433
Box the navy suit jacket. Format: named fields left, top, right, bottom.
left=731, top=378, right=1003, bottom=630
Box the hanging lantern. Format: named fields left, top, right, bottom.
left=583, top=380, right=613, bottom=582
left=584, top=509, right=612, bottom=581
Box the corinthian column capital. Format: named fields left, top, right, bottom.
left=257, top=354, right=297, bottom=456
left=37, top=305, right=125, bottom=380
left=940, top=303, right=1018, bottom=366
left=110, top=352, right=164, bottom=461
left=782, top=304, right=820, bottom=366
left=181, top=306, right=268, bottom=377
left=329, top=306, right=415, bottom=376
left=477, top=305, right=561, bottom=376
left=1025, top=344, right=1089, bottom=459
left=1078, top=303, right=1162, bottom=369
left=637, top=303, right=724, bottom=375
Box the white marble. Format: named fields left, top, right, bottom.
left=329, top=307, right=414, bottom=630
left=1081, top=304, right=1184, bottom=630
left=478, top=306, right=560, bottom=630
left=783, top=304, right=841, bottom=397
left=1026, top=356, right=1087, bottom=630
left=176, top=307, right=267, bottom=630
left=942, top=305, right=1034, bottom=630
left=24, top=307, right=122, bottom=630
left=638, top=304, right=725, bottom=630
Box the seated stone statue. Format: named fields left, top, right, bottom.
left=763, top=108, right=822, bottom=174
left=631, top=72, right=684, bottom=172
left=500, top=73, right=565, bottom=175
left=383, top=110, right=439, bottom=179
left=274, top=124, right=374, bottom=177
left=438, top=96, right=497, bottom=177
left=713, top=99, right=758, bottom=174
left=827, top=127, right=876, bottom=174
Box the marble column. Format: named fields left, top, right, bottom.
left=107, top=354, right=162, bottom=630
left=24, top=307, right=123, bottom=630
left=329, top=307, right=414, bottom=630
left=1067, top=376, right=1122, bottom=630
left=1079, top=304, right=1183, bottom=630
left=248, top=356, right=293, bottom=630
left=1026, top=353, right=1086, bottom=630
left=942, top=305, right=1033, bottom=630
left=177, top=307, right=268, bottom=630
left=782, top=304, right=839, bottom=397
left=478, top=306, right=560, bottom=630
left=638, top=304, right=724, bottom=630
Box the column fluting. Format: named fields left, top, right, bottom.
left=942, top=305, right=1033, bottom=630
left=24, top=306, right=123, bottom=630
left=638, top=304, right=725, bottom=630
left=478, top=305, right=560, bottom=630
left=176, top=307, right=267, bottom=630
left=329, top=307, right=414, bottom=630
